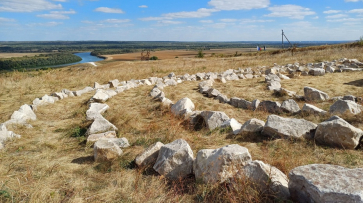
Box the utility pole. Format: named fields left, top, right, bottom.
left=281, top=29, right=292, bottom=49
left=282, top=30, right=284, bottom=49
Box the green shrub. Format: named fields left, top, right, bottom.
left=149, top=56, right=158, bottom=60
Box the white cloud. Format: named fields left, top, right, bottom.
left=37, top=13, right=69, bottom=19
left=53, top=0, right=67, bottom=2
left=349, top=9, right=363, bottom=13
left=220, top=18, right=238, bottom=22
left=37, top=9, right=75, bottom=19
left=265, top=5, right=315, bottom=19
left=325, top=14, right=348, bottom=19
left=51, top=9, right=76, bottom=14
left=139, top=17, right=171, bottom=21
left=0, top=17, right=16, bottom=22
left=101, top=19, right=131, bottom=23
left=323, top=10, right=341, bottom=14
left=327, top=18, right=363, bottom=22
left=240, top=19, right=274, bottom=23
left=27, top=21, right=63, bottom=26
left=139, top=5, right=147, bottom=8
left=162, top=8, right=217, bottom=19
left=208, top=0, right=269, bottom=10
left=0, top=0, right=62, bottom=12
left=199, top=20, right=214, bottom=23
left=81, top=20, right=93, bottom=24
left=345, top=0, right=363, bottom=2
left=94, top=7, right=124, bottom=13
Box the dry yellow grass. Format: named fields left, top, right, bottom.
left=0, top=45, right=362, bottom=202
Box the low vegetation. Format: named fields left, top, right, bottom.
left=0, top=53, right=81, bottom=71
left=0, top=43, right=362, bottom=202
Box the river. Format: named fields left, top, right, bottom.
left=48, top=52, right=104, bottom=68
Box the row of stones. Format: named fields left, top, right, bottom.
left=135, top=138, right=363, bottom=203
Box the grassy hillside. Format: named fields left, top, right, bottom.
left=0, top=44, right=362, bottom=202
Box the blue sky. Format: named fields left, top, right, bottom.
left=0, top=0, right=362, bottom=41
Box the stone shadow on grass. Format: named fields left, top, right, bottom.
left=344, top=79, right=363, bottom=87
left=71, top=156, right=94, bottom=164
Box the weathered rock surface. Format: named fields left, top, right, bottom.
left=281, top=99, right=300, bottom=114
left=135, top=142, right=164, bottom=168
left=94, top=139, right=123, bottom=162
left=257, top=101, right=282, bottom=113
left=0, top=124, right=21, bottom=149
left=240, top=118, right=265, bottom=133
left=86, top=117, right=118, bottom=135
left=329, top=99, right=362, bottom=115
left=304, top=87, right=329, bottom=102
left=106, top=137, right=130, bottom=149
left=73, top=86, right=94, bottom=96
left=6, top=104, right=37, bottom=125
left=302, top=104, right=327, bottom=115
left=193, top=144, right=252, bottom=183
left=207, top=88, right=221, bottom=98
left=87, top=131, right=116, bottom=145
left=150, top=87, right=165, bottom=101
left=171, top=97, right=195, bottom=117
left=242, top=160, right=290, bottom=200
left=289, top=164, right=363, bottom=203
left=86, top=103, right=109, bottom=120
left=221, top=118, right=242, bottom=135
left=200, top=111, right=230, bottom=131
left=262, top=115, right=317, bottom=139
left=217, top=94, right=229, bottom=104
left=153, top=139, right=194, bottom=179
left=315, top=116, right=363, bottom=149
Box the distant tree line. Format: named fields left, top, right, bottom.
left=91, top=49, right=136, bottom=56
left=0, top=53, right=82, bottom=71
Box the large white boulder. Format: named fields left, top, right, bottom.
left=242, top=160, right=290, bottom=200
left=304, top=87, right=329, bottom=102
left=200, top=111, right=230, bottom=131
left=289, top=164, right=363, bottom=203
left=193, top=144, right=252, bottom=183
left=6, top=104, right=36, bottom=125
left=87, top=131, right=116, bottom=145
left=329, top=99, right=362, bottom=115
left=302, top=104, right=327, bottom=115
left=73, top=86, right=94, bottom=96
left=281, top=99, right=300, bottom=114
left=135, top=142, right=164, bottom=168
left=153, top=139, right=194, bottom=179
left=86, top=103, right=109, bottom=120
left=262, top=115, right=317, bottom=139
left=0, top=123, right=21, bottom=148
left=240, top=118, right=265, bottom=133
left=86, top=116, right=118, bottom=135
left=221, top=118, right=242, bottom=135
left=315, top=116, right=363, bottom=149
left=149, top=87, right=165, bottom=101
left=171, top=98, right=195, bottom=117
left=257, top=101, right=282, bottom=113
left=94, top=139, right=123, bottom=162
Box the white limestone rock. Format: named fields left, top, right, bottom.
left=329, top=99, right=362, bottom=115
left=86, top=116, right=118, bottom=136
left=315, top=116, right=363, bottom=149
left=304, top=87, right=329, bottom=102
left=281, top=99, right=300, bottom=114
left=200, top=111, right=230, bottom=131
left=242, top=160, right=290, bottom=200
left=135, top=142, right=164, bottom=168
left=94, top=139, right=123, bottom=162
left=240, top=118, right=265, bottom=133
left=221, top=118, right=242, bottom=135
left=262, top=115, right=317, bottom=139
left=153, top=139, right=194, bottom=179
left=302, top=104, right=327, bottom=115
left=171, top=97, right=195, bottom=117
left=289, top=164, right=363, bottom=203
left=193, top=144, right=252, bottom=183
left=87, top=131, right=116, bottom=145
left=86, top=103, right=109, bottom=120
